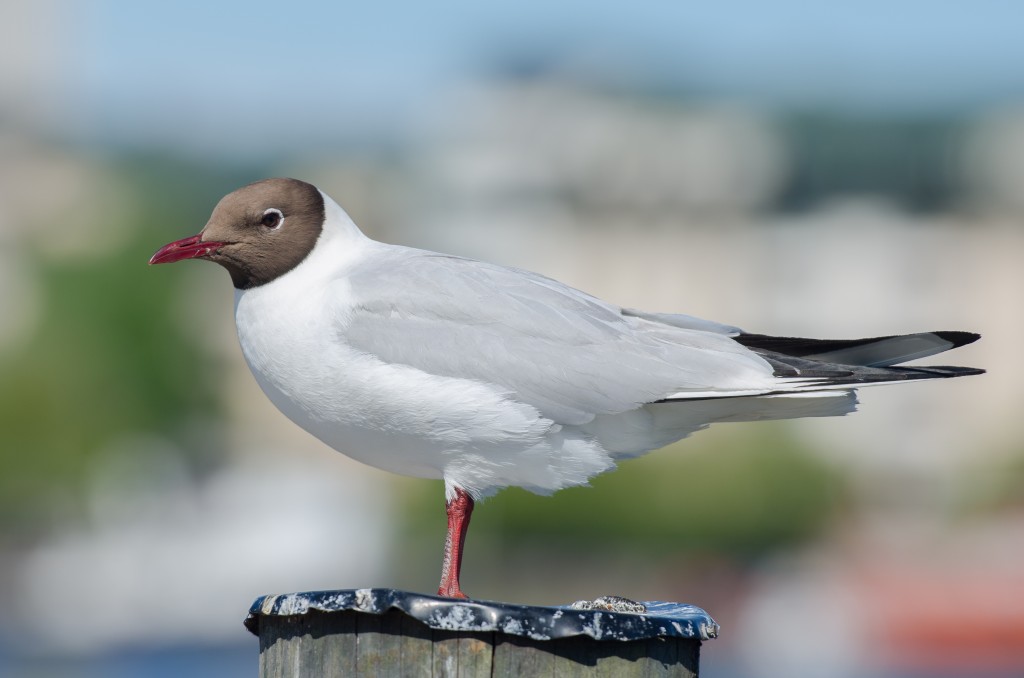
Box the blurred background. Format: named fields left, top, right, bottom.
left=1, top=1, right=1021, bottom=676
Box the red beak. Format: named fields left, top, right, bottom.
left=149, top=234, right=225, bottom=265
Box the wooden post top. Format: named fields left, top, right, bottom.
left=244, top=588, right=719, bottom=643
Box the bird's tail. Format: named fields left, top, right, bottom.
left=734, top=330, right=979, bottom=367
left=734, top=330, right=984, bottom=392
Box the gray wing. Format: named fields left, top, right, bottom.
left=621, top=308, right=742, bottom=336
left=337, top=248, right=774, bottom=425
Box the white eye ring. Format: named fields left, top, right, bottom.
left=261, top=208, right=284, bottom=230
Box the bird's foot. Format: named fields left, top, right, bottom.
left=437, top=585, right=469, bottom=600
left=569, top=595, right=647, bottom=614
left=436, top=487, right=474, bottom=601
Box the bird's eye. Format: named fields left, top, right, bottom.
left=260, top=208, right=284, bottom=230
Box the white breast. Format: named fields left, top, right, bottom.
left=231, top=210, right=615, bottom=498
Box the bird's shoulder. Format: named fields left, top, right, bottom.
left=333, top=245, right=630, bottom=339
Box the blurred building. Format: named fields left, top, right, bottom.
left=1, top=8, right=1023, bottom=675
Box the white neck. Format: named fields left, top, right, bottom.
left=234, top=190, right=372, bottom=307
left=320, top=190, right=368, bottom=240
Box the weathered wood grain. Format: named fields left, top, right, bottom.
left=429, top=628, right=460, bottom=677
left=257, top=610, right=701, bottom=677
left=456, top=632, right=493, bottom=677
left=399, top=611, right=434, bottom=678
left=492, top=634, right=555, bottom=678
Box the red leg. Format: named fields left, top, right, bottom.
left=437, top=486, right=474, bottom=598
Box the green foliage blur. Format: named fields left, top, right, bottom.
left=398, top=423, right=846, bottom=561
left=0, top=154, right=265, bottom=539
left=0, top=148, right=850, bottom=561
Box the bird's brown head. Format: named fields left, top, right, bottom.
left=149, top=178, right=325, bottom=289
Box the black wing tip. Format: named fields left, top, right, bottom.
left=779, top=364, right=986, bottom=389
left=735, top=330, right=982, bottom=354
left=878, top=364, right=986, bottom=380
left=926, top=365, right=986, bottom=377
left=933, top=331, right=981, bottom=348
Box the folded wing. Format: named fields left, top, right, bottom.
left=337, top=249, right=776, bottom=424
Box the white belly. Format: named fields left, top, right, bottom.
left=232, top=282, right=614, bottom=498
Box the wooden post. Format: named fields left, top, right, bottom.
left=245, top=589, right=717, bottom=677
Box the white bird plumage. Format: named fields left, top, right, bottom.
left=234, top=191, right=844, bottom=500
left=151, top=178, right=981, bottom=598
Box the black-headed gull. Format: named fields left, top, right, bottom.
left=150, top=178, right=982, bottom=599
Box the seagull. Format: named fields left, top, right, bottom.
left=150, top=178, right=983, bottom=599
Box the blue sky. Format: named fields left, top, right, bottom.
left=65, top=0, right=1024, bottom=154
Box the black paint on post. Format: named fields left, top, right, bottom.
left=246, top=589, right=717, bottom=677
